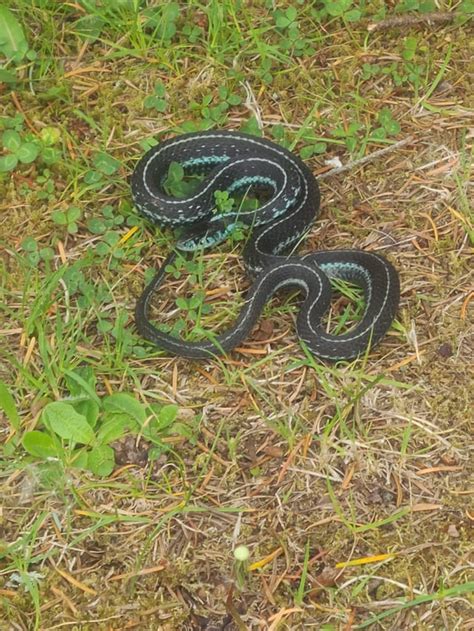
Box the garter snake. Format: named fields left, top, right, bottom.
left=131, top=130, right=400, bottom=360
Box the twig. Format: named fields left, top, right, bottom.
left=368, top=12, right=457, bottom=32
left=318, top=136, right=414, bottom=180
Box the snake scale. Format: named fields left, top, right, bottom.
left=131, top=130, right=400, bottom=361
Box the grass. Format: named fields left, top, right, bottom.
left=0, top=1, right=473, bottom=629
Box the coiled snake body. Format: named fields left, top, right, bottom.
left=131, top=131, right=400, bottom=360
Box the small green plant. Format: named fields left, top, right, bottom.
left=402, top=36, right=418, bottom=62
left=240, top=115, right=262, bottom=137
left=0, top=129, right=38, bottom=170
left=20, top=237, right=54, bottom=266
left=0, top=120, right=62, bottom=172
left=331, top=120, right=365, bottom=153
left=2, top=370, right=196, bottom=477
left=395, top=0, right=436, bottom=13
left=83, top=151, right=121, bottom=189
left=369, top=108, right=401, bottom=141
left=165, top=254, right=199, bottom=283
left=143, top=80, right=167, bottom=112
left=153, top=254, right=221, bottom=339
left=274, top=5, right=299, bottom=29
left=0, top=5, right=37, bottom=84
left=163, top=161, right=202, bottom=197
left=36, top=169, right=56, bottom=202
left=182, top=22, right=203, bottom=44
left=299, top=139, right=327, bottom=160
left=214, top=190, right=234, bottom=215
left=273, top=6, right=316, bottom=56
left=326, top=279, right=365, bottom=334
left=189, top=85, right=241, bottom=127
left=51, top=206, right=82, bottom=234
left=142, top=2, right=180, bottom=41
left=176, top=291, right=212, bottom=323
left=361, top=47, right=427, bottom=95
left=313, top=0, right=362, bottom=22
left=459, top=0, right=474, bottom=14
left=0, top=6, right=28, bottom=62
left=87, top=204, right=125, bottom=234
left=256, top=57, right=273, bottom=85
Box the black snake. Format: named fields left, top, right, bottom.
left=131, top=130, right=400, bottom=361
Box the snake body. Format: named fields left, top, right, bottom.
left=131, top=130, right=400, bottom=360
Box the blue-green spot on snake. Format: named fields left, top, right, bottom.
left=131, top=130, right=400, bottom=361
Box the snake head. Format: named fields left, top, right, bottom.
left=177, top=216, right=243, bottom=251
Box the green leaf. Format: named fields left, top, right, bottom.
left=143, top=95, right=167, bottom=112
left=139, top=136, right=159, bottom=151
left=157, top=404, right=178, bottom=430
left=70, top=449, right=89, bottom=469
left=21, top=236, right=37, bottom=252
left=324, top=0, right=354, bottom=16
left=0, top=6, right=29, bottom=62
left=64, top=367, right=98, bottom=401
left=143, top=94, right=156, bottom=108
left=385, top=120, right=401, bottom=135
left=39, top=246, right=54, bottom=261
left=96, top=416, right=130, bottom=444
left=168, top=161, right=184, bottom=181
left=67, top=206, right=81, bottom=221
left=16, top=141, right=40, bottom=164
left=370, top=127, right=387, bottom=140
left=41, top=146, right=61, bottom=165
left=74, top=15, right=106, bottom=41
left=312, top=142, right=327, bottom=154
left=0, top=153, right=18, bottom=171
left=346, top=136, right=357, bottom=152
left=22, top=431, right=58, bottom=458
left=73, top=399, right=100, bottom=428
left=275, top=14, right=290, bottom=27
left=87, top=218, right=106, bottom=233
left=345, top=8, right=361, bottom=20
left=331, top=125, right=348, bottom=138
left=0, top=68, right=17, bottom=83
left=154, top=80, right=166, bottom=97
left=378, top=108, right=401, bottom=135
left=459, top=0, right=474, bottom=13
left=51, top=210, right=68, bottom=225
left=95, top=242, right=109, bottom=257
left=169, top=422, right=195, bottom=443
left=325, top=2, right=344, bottom=17
left=40, top=126, right=61, bottom=146
left=299, top=145, right=315, bottom=160
left=103, top=231, right=120, bottom=246
left=2, top=129, right=21, bottom=151
left=403, top=36, right=418, bottom=61
left=188, top=295, right=203, bottom=309
left=102, top=393, right=147, bottom=425
left=97, top=319, right=113, bottom=333
left=42, top=401, right=95, bottom=445
left=240, top=116, right=262, bottom=136
left=176, top=297, right=188, bottom=310
left=286, top=6, right=298, bottom=21
left=419, top=0, right=436, bottom=11
left=0, top=380, right=20, bottom=430
left=84, top=169, right=102, bottom=184
left=93, top=151, right=120, bottom=175
left=87, top=445, right=115, bottom=476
